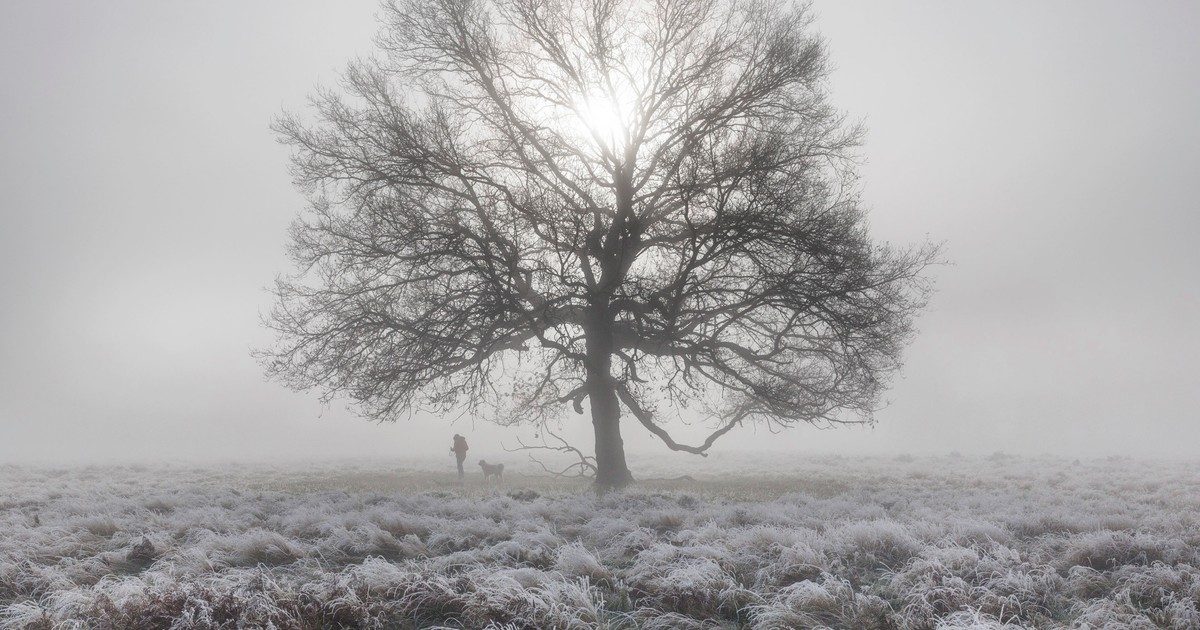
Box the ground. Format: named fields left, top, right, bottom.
left=1, top=452, right=1198, bottom=628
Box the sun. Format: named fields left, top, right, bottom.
left=570, top=86, right=637, bottom=153
left=576, top=93, right=625, bottom=140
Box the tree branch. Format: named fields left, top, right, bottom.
left=615, top=381, right=745, bottom=456
left=504, top=428, right=596, bottom=478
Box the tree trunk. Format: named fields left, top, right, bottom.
left=587, top=163, right=637, bottom=491
left=585, top=304, right=634, bottom=491
left=589, top=371, right=633, bottom=490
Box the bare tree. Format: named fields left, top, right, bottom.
left=261, top=0, right=939, bottom=489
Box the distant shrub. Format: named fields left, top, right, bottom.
left=506, top=489, right=540, bottom=503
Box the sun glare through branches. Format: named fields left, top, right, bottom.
left=571, top=87, right=638, bottom=154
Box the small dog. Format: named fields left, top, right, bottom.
left=479, top=460, right=504, bottom=481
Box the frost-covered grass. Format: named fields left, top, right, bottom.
left=1, top=453, right=1198, bottom=628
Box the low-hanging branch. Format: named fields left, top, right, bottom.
left=615, top=382, right=746, bottom=457
left=504, top=428, right=597, bottom=479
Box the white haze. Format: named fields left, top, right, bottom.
left=1, top=0, right=1198, bottom=464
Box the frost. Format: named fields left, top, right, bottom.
left=0, top=454, right=1197, bottom=627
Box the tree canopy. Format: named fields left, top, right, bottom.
left=262, top=0, right=938, bottom=487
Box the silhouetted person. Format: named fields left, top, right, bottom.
left=450, top=434, right=469, bottom=479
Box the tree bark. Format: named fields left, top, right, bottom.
left=585, top=303, right=634, bottom=491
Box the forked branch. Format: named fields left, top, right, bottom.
left=504, top=428, right=597, bottom=478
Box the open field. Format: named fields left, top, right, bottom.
left=2, top=453, right=1199, bottom=628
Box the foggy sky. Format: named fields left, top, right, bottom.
left=2, top=1, right=1198, bottom=464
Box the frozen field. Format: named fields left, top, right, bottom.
left=2, top=453, right=1199, bottom=628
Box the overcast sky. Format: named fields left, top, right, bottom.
left=2, top=1, right=1198, bottom=464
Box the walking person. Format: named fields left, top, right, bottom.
left=450, top=434, right=469, bottom=480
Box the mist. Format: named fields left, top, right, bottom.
left=2, top=0, right=1198, bottom=465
